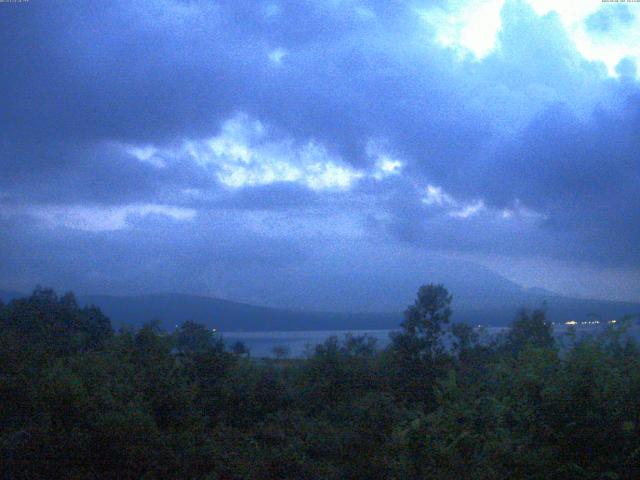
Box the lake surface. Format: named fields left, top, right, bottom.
left=221, top=327, right=507, bottom=358
left=221, top=324, right=640, bottom=358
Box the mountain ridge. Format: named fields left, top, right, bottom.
left=2, top=289, right=638, bottom=331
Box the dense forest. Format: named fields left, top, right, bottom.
left=2, top=286, right=640, bottom=479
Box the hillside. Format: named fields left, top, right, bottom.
left=73, top=292, right=640, bottom=331
left=3, top=289, right=638, bottom=331
left=78, top=293, right=401, bottom=331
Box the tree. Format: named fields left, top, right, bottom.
left=231, top=340, right=250, bottom=357
left=342, top=334, right=377, bottom=358
left=400, top=283, right=453, bottom=358
left=272, top=345, right=290, bottom=360
left=389, top=284, right=453, bottom=407
left=174, top=321, right=221, bottom=355
left=0, top=287, right=113, bottom=356
left=450, top=322, right=479, bottom=357
left=505, top=308, right=554, bottom=354
left=390, top=283, right=453, bottom=364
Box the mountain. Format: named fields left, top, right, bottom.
left=202, top=250, right=531, bottom=313
left=4, top=285, right=639, bottom=331
left=78, top=293, right=401, bottom=332
left=78, top=291, right=639, bottom=332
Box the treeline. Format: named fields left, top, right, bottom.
left=1, top=286, right=640, bottom=479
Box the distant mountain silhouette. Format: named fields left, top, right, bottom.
left=201, top=252, right=533, bottom=313
left=70, top=292, right=640, bottom=331
left=2, top=289, right=638, bottom=331
left=78, top=293, right=401, bottom=331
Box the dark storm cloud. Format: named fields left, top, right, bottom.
left=0, top=140, right=211, bottom=207
left=374, top=2, right=640, bottom=269
left=0, top=0, right=639, bottom=301
left=485, top=94, right=640, bottom=266
left=0, top=0, right=477, bottom=163
left=1, top=0, right=471, bottom=201
left=0, top=211, right=307, bottom=296
left=1, top=1, right=237, bottom=144
left=380, top=88, right=640, bottom=267
left=0, top=0, right=483, bottom=212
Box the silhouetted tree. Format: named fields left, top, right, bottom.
left=505, top=308, right=554, bottom=353
left=231, top=340, right=250, bottom=357
left=174, top=320, right=220, bottom=355
left=389, top=284, right=453, bottom=406
left=272, top=345, right=290, bottom=360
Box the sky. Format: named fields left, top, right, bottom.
left=1, top=0, right=639, bottom=310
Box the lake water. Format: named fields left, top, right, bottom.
left=221, top=327, right=507, bottom=358
left=221, top=324, right=640, bottom=358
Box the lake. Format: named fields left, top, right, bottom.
left=220, top=323, right=640, bottom=358
left=221, top=327, right=507, bottom=358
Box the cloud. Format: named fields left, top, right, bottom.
left=186, top=114, right=364, bottom=190
left=0, top=204, right=196, bottom=232
left=0, top=0, right=639, bottom=303
left=125, top=146, right=168, bottom=169
left=449, top=201, right=485, bottom=219
left=423, top=185, right=455, bottom=207
left=268, top=47, right=289, bottom=64
left=585, top=4, right=634, bottom=33
left=419, top=0, right=506, bottom=59
left=118, top=113, right=413, bottom=193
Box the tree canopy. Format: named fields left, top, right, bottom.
left=2, top=286, right=640, bottom=479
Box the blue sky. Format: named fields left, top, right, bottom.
left=1, top=0, right=639, bottom=308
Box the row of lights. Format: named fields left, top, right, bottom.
left=563, top=319, right=617, bottom=326
left=174, top=323, right=218, bottom=332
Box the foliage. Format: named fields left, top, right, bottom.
left=2, top=286, right=640, bottom=479
left=388, top=283, right=454, bottom=407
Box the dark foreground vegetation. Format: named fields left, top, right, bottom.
left=2, top=286, right=640, bottom=479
